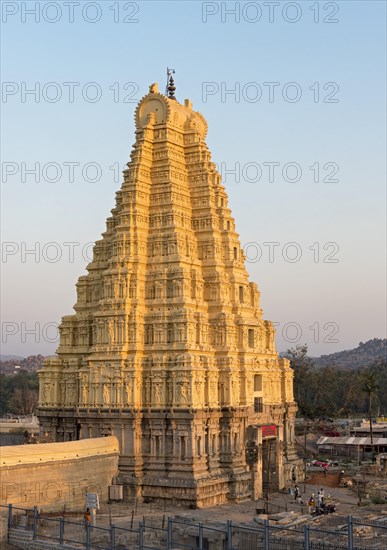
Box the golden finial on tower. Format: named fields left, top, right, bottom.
left=166, top=67, right=176, bottom=100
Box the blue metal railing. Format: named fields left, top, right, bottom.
left=2, top=503, right=387, bottom=550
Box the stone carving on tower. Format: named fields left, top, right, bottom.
left=38, top=79, right=301, bottom=507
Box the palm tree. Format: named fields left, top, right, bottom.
left=362, top=370, right=379, bottom=446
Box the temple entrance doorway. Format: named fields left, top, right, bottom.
left=262, top=435, right=278, bottom=501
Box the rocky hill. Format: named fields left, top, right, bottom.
left=0, top=355, right=45, bottom=376
left=0, top=355, right=23, bottom=361
left=313, top=338, right=386, bottom=369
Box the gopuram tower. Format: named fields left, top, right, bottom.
left=38, top=78, right=301, bottom=507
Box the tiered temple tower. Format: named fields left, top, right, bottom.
left=37, top=81, right=301, bottom=507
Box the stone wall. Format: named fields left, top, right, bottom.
left=0, top=436, right=119, bottom=511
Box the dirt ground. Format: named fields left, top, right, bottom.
left=307, top=471, right=345, bottom=488
left=91, top=472, right=384, bottom=532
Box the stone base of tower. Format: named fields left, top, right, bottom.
left=118, top=471, right=251, bottom=508
left=37, top=402, right=300, bottom=509
left=113, top=407, right=253, bottom=508
left=117, top=473, right=251, bottom=508
left=38, top=406, right=254, bottom=508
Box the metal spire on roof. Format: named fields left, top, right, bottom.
left=166, top=67, right=176, bottom=100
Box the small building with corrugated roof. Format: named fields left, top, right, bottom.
left=317, top=436, right=387, bottom=459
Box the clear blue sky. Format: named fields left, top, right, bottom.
left=1, top=0, right=386, bottom=357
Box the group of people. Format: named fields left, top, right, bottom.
left=289, top=466, right=338, bottom=516
left=291, top=468, right=329, bottom=513
left=307, top=488, right=325, bottom=514
left=292, top=485, right=328, bottom=513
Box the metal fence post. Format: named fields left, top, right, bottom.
left=347, top=515, right=353, bottom=550
left=7, top=504, right=12, bottom=541
left=138, top=521, right=144, bottom=550
left=264, top=519, right=269, bottom=550
left=85, top=521, right=90, bottom=550
left=304, top=524, right=310, bottom=550
left=227, top=520, right=233, bottom=550
left=59, top=517, right=64, bottom=545
left=7, top=504, right=13, bottom=531
left=110, top=524, right=115, bottom=550
left=198, top=522, right=203, bottom=550
left=167, top=517, right=172, bottom=550
left=33, top=506, right=38, bottom=540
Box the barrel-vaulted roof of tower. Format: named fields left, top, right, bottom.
left=135, top=83, right=208, bottom=139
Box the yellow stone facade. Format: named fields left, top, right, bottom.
left=38, top=82, right=301, bottom=507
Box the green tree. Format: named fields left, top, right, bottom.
left=0, top=371, right=39, bottom=416
left=285, top=350, right=386, bottom=421
left=339, top=370, right=365, bottom=415
left=362, top=369, right=379, bottom=445
left=0, top=373, right=12, bottom=415
left=286, top=344, right=315, bottom=417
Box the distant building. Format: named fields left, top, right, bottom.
left=350, top=420, right=387, bottom=439
left=317, top=436, right=387, bottom=458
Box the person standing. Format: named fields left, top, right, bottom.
left=84, top=508, right=91, bottom=524
left=294, top=485, right=301, bottom=501
left=292, top=466, right=296, bottom=484
left=308, top=494, right=315, bottom=515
